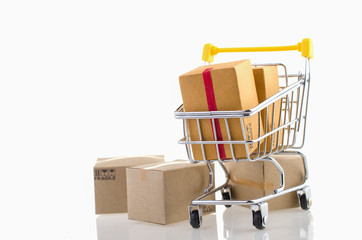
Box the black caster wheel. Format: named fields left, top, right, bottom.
left=221, top=187, right=232, bottom=208
left=299, top=193, right=311, bottom=210
left=297, top=186, right=312, bottom=210
left=252, top=210, right=265, bottom=230
left=190, top=209, right=201, bottom=229
left=251, top=202, right=268, bottom=230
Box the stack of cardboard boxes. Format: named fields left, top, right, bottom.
left=94, top=156, right=215, bottom=224
left=93, top=59, right=306, bottom=225
left=94, top=155, right=164, bottom=214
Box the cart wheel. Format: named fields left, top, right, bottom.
left=297, top=186, right=312, bottom=210
left=299, top=193, right=311, bottom=210
left=190, top=210, right=201, bottom=229
left=221, top=186, right=232, bottom=208
left=252, top=210, right=265, bottom=230
left=222, top=191, right=231, bottom=208
left=251, top=202, right=268, bottom=230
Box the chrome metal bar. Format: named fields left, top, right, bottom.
left=287, top=87, right=295, bottom=149
left=196, top=119, right=207, bottom=161
left=292, top=59, right=310, bottom=149
left=282, top=94, right=290, bottom=151
left=184, top=119, right=196, bottom=163
left=193, top=180, right=229, bottom=202
left=239, top=117, right=251, bottom=161
left=279, top=73, right=300, bottom=78
left=193, top=159, right=229, bottom=201
left=174, top=81, right=303, bottom=119
left=202, top=160, right=214, bottom=193
left=263, top=105, right=268, bottom=156
left=255, top=111, right=262, bottom=159
left=211, top=118, right=221, bottom=161
left=281, top=63, right=289, bottom=91
left=276, top=151, right=309, bottom=181
left=297, top=58, right=308, bottom=131
left=298, top=59, right=311, bottom=148
left=275, top=96, right=284, bottom=153
left=270, top=102, right=276, bottom=153
left=291, top=88, right=299, bottom=147
left=193, top=182, right=308, bottom=206
left=178, top=119, right=299, bottom=145
left=265, top=156, right=285, bottom=193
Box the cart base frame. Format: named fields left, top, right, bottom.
left=188, top=151, right=312, bottom=229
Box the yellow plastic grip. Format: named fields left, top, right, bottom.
left=202, top=38, right=313, bottom=63
left=297, top=38, right=313, bottom=59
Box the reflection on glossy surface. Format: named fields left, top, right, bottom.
left=222, top=206, right=313, bottom=240
left=96, top=213, right=218, bottom=240
left=96, top=206, right=313, bottom=240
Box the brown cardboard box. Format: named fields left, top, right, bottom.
left=127, top=160, right=215, bottom=224
left=225, top=154, right=305, bottom=210
left=94, top=155, right=164, bottom=214
left=253, top=66, right=283, bottom=151
left=179, top=60, right=262, bottom=160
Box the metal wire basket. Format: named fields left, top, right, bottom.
left=175, top=39, right=313, bottom=229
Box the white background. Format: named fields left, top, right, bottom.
left=1, top=1, right=361, bottom=239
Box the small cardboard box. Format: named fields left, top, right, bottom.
left=253, top=66, right=283, bottom=151
left=179, top=60, right=262, bottom=160
left=127, top=160, right=215, bottom=224
left=225, top=154, right=305, bottom=210
left=94, top=155, right=164, bottom=214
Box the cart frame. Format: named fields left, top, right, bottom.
left=175, top=40, right=313, bottom=229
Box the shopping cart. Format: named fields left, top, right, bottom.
left=174, top=38, right=313, bottom=229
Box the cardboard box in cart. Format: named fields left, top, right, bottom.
left=253, top=65, right=283, bottom=151
left=127, top=160, right=215, bottom=224
left=179, top=60, right=263, bottom=160
left=93, top=155, right=164, bottom=214
left=225, top=153, right=306, bottom=210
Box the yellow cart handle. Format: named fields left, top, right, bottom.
left=202, top=38, right=313, bottom=63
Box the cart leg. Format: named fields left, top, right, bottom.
left=189, top=205, right=202, bottom=229
left=297, top=186, right=312, bottom=210
left=251, top=202, right=268, bottom=230
left=203, top=160, right=214, bottom=193
left=264, top=156, right=285, bottom=193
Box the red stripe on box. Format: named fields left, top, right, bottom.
left=202, top=68, right=226, bottom=160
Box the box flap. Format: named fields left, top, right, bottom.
left=180, top=59, right=250, bottom=77
left=127, top=160, right=197, bottom=172
left=95, top=155, right=164, bottom=168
